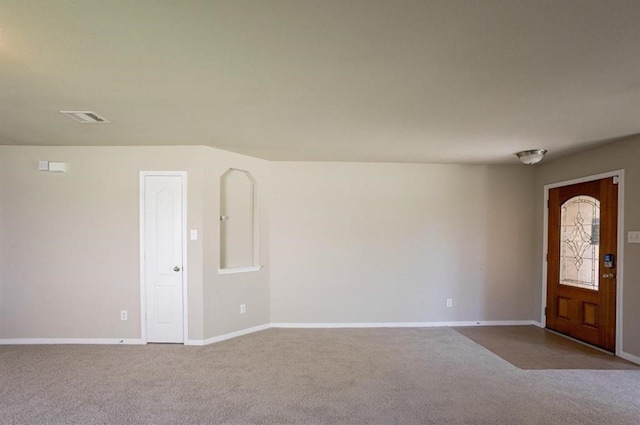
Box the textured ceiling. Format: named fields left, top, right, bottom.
left=1, top=0, right=639, bottom=164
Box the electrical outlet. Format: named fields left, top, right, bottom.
left=446, top=299, right=453, bottom=308
left=240, top=304, right=246, bottom=314
left=120, top=310, right=128, bottom=321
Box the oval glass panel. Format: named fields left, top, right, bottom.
left=560, top=195, right=600, bottom=290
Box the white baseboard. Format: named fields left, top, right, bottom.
left=187, top=323, right=271, bottom=346
left=2, top=322, right=636, bottom=366
left=619, top=350, right=640, bottom=366
left=532, top=321, right=544, bottom=328
left=0, top=338, right=145, bottom=345
left=0, top=321, right=539, bottom=347
left=271, top=320, right=535, bottom=329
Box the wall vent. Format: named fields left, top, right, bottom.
left=59, top=111, right=111, bottom=124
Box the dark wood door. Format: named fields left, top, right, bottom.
left=546, top=177, right=618, bottom=352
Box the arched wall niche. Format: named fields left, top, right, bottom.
left=219, top=168, right=261, bottom=274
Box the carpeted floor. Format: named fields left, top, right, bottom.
left=454, top=325, right=639, bottom=370
left=2, top=328, right=640, bottom=425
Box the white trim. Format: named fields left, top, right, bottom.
left=543, top=170, right=625, bottom=190
left=187, top=321, right=534, bottom=346
left=541, top=184, right=549, bottom=328
left=619, top=350, right=640, bottom=366
left=139, top=175, right=146, bottom=342
left=532, top=321, right=544, bottom=328
left=187, top=324, right=271, bottom=346
left=3, top=325, right=637, bottom=365
left=5, top=323, right=638, bottom=365
left=270, top=321, right=535, bottom=329
left=541, top=170, right=625, bottom=355
left=181, top=173, right=190, bottom=346
left=0, top=338, right=145, bottom=345
left=616, top=171, right=625, bottom=357
left=139, top=171, right=189, bottom=344
left=218, top=266, right=263, bottom=275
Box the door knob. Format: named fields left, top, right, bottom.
left=174, top=266, right=181, bottom=272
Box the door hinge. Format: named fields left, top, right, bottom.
left=546, top=253, right=548, bottom=262
left=547, top=199, right=549, bottom=208
left=544, top=307, right=547, bottom=316
left=613, top=176, right=619, bottom=185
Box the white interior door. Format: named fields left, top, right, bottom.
left=144, top=175, right=184, bottom=343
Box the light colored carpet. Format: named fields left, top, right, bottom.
left=454, top=325, right=640, bottom=370
left=1, top=328, right=640, bottom=424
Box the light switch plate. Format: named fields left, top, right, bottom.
left=628, top=231, right=640, bottom=244
left=48, top=162, right=67, bottom=172
left=190, top=229, right=198, bottom=240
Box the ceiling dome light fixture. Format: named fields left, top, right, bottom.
left=516, top=149, right=547, bottom=165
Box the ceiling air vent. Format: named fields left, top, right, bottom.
left=59, top=111, right=111, bottom=124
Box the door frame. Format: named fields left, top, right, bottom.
left=541, top=169, right=624, bottom=356
left=139, top=171, right=189, bottom=344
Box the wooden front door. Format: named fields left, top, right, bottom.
left=546, top=176, right=618, bottom=352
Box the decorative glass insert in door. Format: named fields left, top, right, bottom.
left=560, top=196, right=600, bottom=290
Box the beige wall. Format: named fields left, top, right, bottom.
left=202, top=148, right=271, bottom=339
left=5, top=140, right=634, bottom=356
left=0, top=146, right=205, bottom=340
left=0, top=145, right=270, bottom=342
left=269, top=162, right=537, bottom=323
left=534, top=137, right=640, bottom=357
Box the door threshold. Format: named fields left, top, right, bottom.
left=545, top=328, right=613, bottom=355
